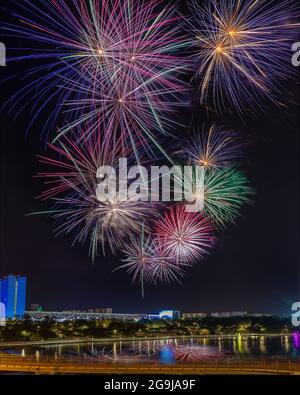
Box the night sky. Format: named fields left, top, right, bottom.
left=0, top=0, right=299, bottom=316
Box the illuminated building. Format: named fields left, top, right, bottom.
left=182, top=313, right=207, bottom=319
left=159, top=310, right=181, bottom=319
left=30, top=304, right=43, bottom=312
left=87, top=308, right=112, bottom=314
left=26, top=309, right=180, bottom=322
left=26, top=310, right=144, bottom=322
left=210, top=311, right=248, bottom=318
left=0, top=275, right=27, bottom=319
left=147, top=310, right=181, bottom=320
left=0, top=302, right=5, bottom=326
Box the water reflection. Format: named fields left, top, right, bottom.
left=160, top=346, right=175, bottom=364
left=293, top=332, right=299, bottom=349
left=8, top=335, right=299, bottom=364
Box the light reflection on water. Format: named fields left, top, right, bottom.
left=4, top=335, right=300, bottom=364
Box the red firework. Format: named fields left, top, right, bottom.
left=154, top=205, right=215, bottom=264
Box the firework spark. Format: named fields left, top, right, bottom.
left=190, top=0, right=300, bottom=115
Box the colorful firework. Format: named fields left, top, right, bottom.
left=183, top=165, right=254, bottom=227
left=190, top=0, right=300, bottom=115
left=34, top=130, right=155, bottom=259
left=2, top=0, right=188, bottom=146
left=182, top=124, right=245, bottom=169
left=40, top=184, right=153, bottom=260
left=154, top=205, right=215, bottom=264
left=0, top=1, right=259, bottom=289
left=57, top=73, right=179, bottom=161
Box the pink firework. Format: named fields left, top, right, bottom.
left=119, top=233, right=185, bottom=290
left=154, top=205, right=214, bottom=264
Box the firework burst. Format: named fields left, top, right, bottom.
left=119, top=235, right=156, bottom=288
left=151, top=242, right=187, bottom=284
left=2, top=0, right=188, bottom=144
left=182, top=124, right=245, bottom=169
left=57, top=74, right=179, bottom=160
left=119, top=233, right=186, bottom=292
left=183, top=165, right=254, bottom=227
left=190, top=0, right=300, bottom=115
left=34, top=129, right=155, bottom=259
left=154, top=205, right=215, bottom=264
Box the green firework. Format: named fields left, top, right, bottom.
left=203, top=166, right=254, bottom=227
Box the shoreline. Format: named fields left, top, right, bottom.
left=0, top=332, right=290, bottom=348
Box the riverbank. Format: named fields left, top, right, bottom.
left=0, top=333, right=289, bottom=348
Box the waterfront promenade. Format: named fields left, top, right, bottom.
left=0, top=354, right=299, bottom=375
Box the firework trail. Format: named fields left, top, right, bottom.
left=190, top=0, right=300, bottom=115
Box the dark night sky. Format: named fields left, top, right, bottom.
left=0, top=0, right=299, bottom=316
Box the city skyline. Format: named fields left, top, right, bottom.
left=0, top=0, right=299, bottom=319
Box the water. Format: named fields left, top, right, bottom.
left=3, top=334, right=300, bottom=364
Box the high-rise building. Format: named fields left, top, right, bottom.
left=0, top=303, right=5, bottom=326
left=0, top=275, right=27, bottom=319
